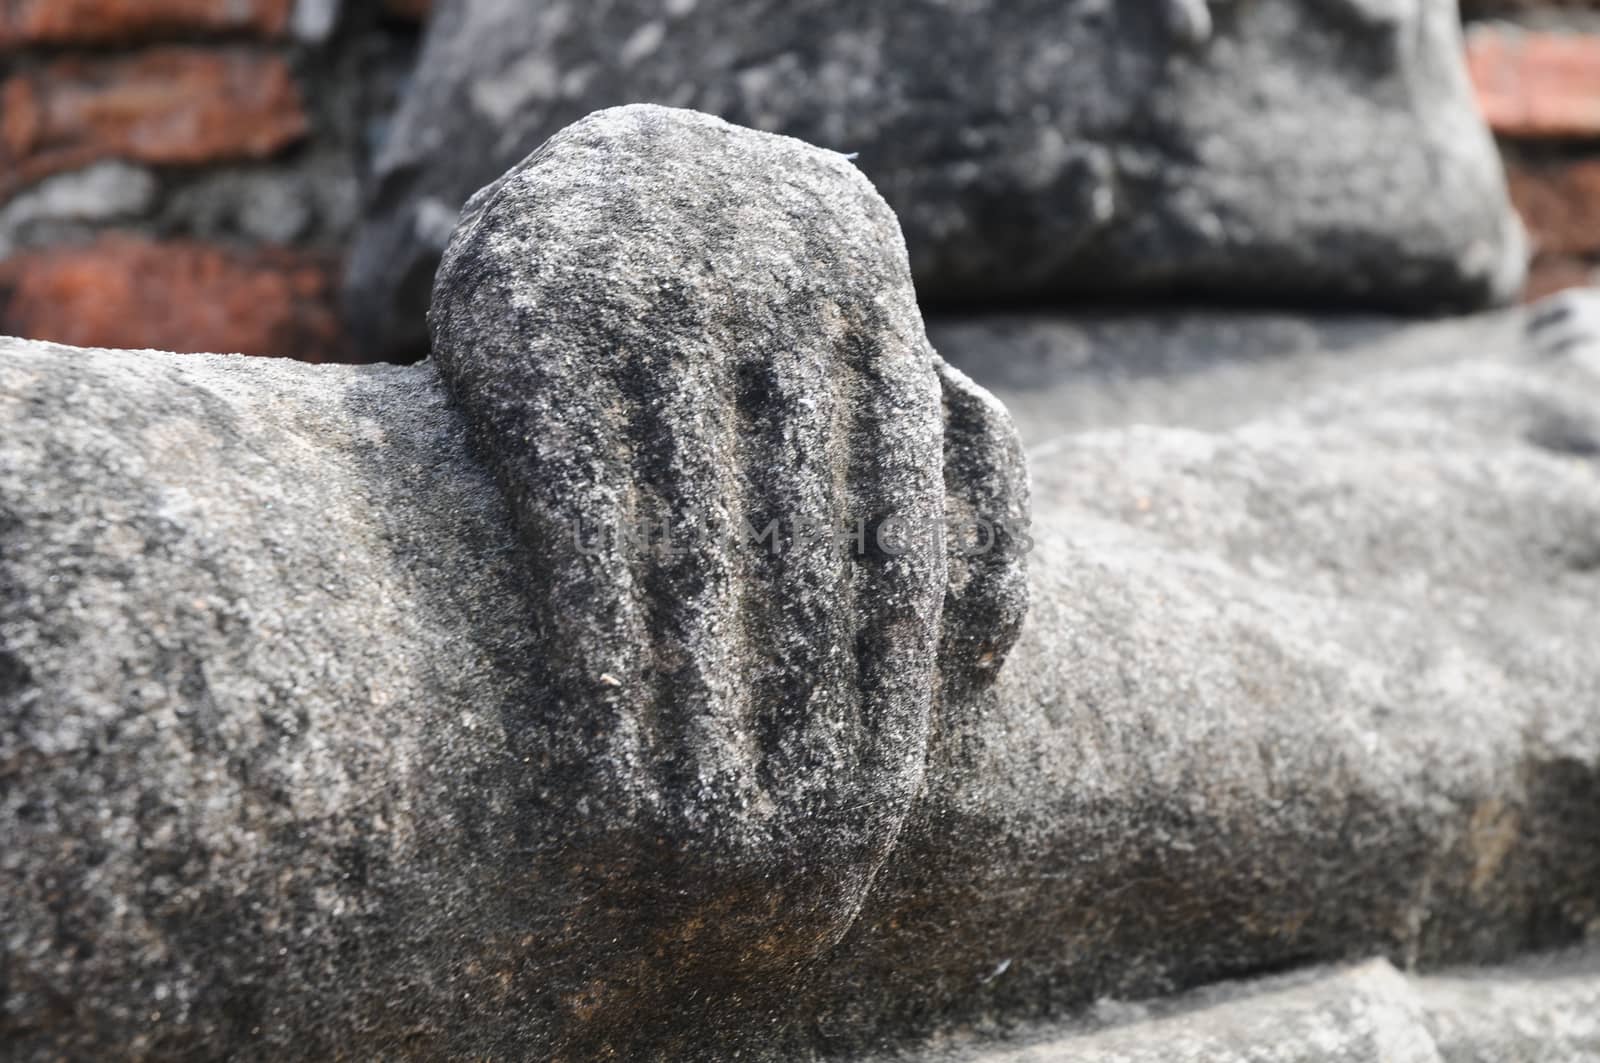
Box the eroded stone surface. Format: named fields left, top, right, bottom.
left=882, top=946, right=1600, bottom=1062
left=2, top=105, right=1033, bottom=1060
left=4, top=313, right=1598, bottom=1062
left=345, top=0, right=1523, bottom=359
left=814, top=315, right=1600, bottom=1053
left=4, top=110, right=1597, bottom=1060
left=426, top=103, right=1030, bottom=1033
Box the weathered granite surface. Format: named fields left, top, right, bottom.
left=929, top=311, right=1528, bottom=444
left=427, top=103, right=1031, bottom=1020
left=893, top=945, right=1600, bottom=1062
left=819, top=300, right=1600, bottom=1057
left=344, top=0, right=1524, bottom=359
left=3, top=107, right=1596, bottom=1060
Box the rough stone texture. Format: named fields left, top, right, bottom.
left=929, top=312, right=1491, bottom=446
left=4, top=309, right=1596, bottom=1060
left=884, top=947, right=1600, bottom=1062
left=942, top=962, right=1446, bottom=1062
left=0, top=342, right=533, bottom=1060
left=1466, top=27, right=1600, bottom=137
left=799, top=300, right=1600, bottom=1062
left=425, top=104, right=1030, bottom=1044
left=0, top=49, right=309, bottom=201
left=345, top=0, right=1523, bottom=360
left=0, top=0, right=293, bottom=45
left=1419, top=947, right=1600, bottom=1062
left=3, top=109, right=1597, bottom=1060
left=1528, top=283, right=1600, bottom=366
left=0, top=104, right=1029, bottom=1060
left=0, top=234, right=346, bottom=360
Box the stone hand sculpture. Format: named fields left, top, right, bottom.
left=2, top=106, right=1597, bottom=1061
left=426, top=103, right=1031, bottom=1009
left=3, top=105, right=1032, bottom=1059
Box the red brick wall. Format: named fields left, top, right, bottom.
left=0, top=0, right=427, bottom=361
left=0, top=2, right=1595, bottom=363
left=1467, top=21, right=1600, bottom=299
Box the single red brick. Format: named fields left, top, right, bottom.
left=1506, top=160, right=1600, bottom=257
left=0, top=235, right=350, bottom=362
left=0, top=0, right=292, bottom=46
left=1467, top=30, right=1600, bottom=139
left=1524, top=254, right=1598, bottom=302
left=0, top=48, right=307, bottom=199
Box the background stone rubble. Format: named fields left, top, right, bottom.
left=0, top=0, right=1598, bottom=360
